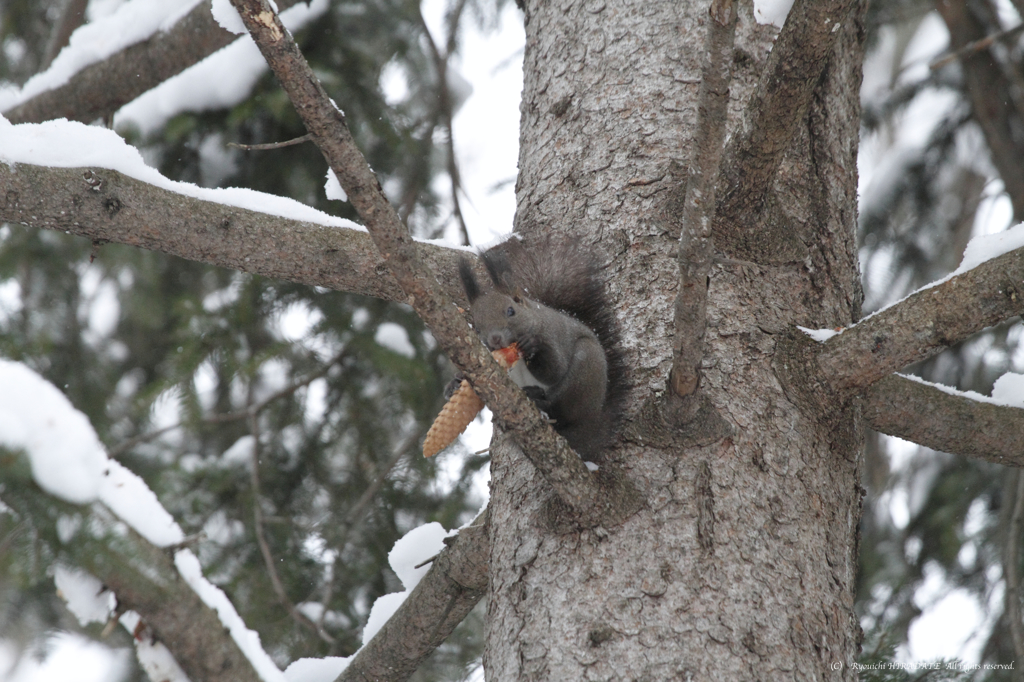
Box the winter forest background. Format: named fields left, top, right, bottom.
left=0, top=0, right=1023, bottom=679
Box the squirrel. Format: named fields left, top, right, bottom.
left=452, top=237, right=628, bottom=460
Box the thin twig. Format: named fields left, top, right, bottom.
left=929, top=23, right=1024, bottom=70
left=418, top=0, right=472, bottom=244
left=228, top=134, right=312, bottom=151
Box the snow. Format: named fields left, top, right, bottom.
left=175, top=550, right=286, bottom=682
left=212, top=0, right=250, bottom=35
left=802, top=222, right=1024, bottom=343
left=0, top=116, right=362, bottom=232
left=54, top=566, right=115, bottom=626
left=325, top=169, right=348, bottom=202
left=283, top=657, right=350, bottom=682
left=374, top=322, right=416, bottom=358
left=797, top=325, right=841, bottom=342
left=0, top=0, right=203, bottom=113
left=752, top=0, right=794, bottom=28
left=0, top=359, right=107, bottom=504
left=894, top=372, right=1024, bottom=409
left=0, top=360, right=289, bottom=681
left=959, top=222, right=1024, bottom=273
left=0, top=633, right=130, bottom=682
left=991, top=372, right=1024, bottom=407
left=362, top=522, right=450, bottom=643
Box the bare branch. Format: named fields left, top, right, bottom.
left=816, top=247, right=1024, bottom=395
left=337, top=511, right=489, bottom=682
left=0, top=462, right=262, bottom=682
left=669, top=0, right=736, bottom=400
left=229, top=133, right=313, bottom=150
left=863, top=375, right=1024, bottom=466
left=0, top=162, right=465, bottom=304
left=228, top=0, right=606, bottom=521
left=714, top=0, right=859, bottom=261
left=3, top=0, right=302, bottom=125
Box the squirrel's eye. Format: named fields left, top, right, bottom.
left=505, top=306, right=515, bottom=318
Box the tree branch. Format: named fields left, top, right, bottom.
left=338, top=511, right=489, bottom=682
left=3, top=0, right=302, bottom=125
left=0, top=457, right=263, bottom=682
left=0, top=162, right=463, bottom=304
left=228, top=0, right=606, bottom=522
left=713, top=0, right=859, bottom=261
left=863, top=375, right=1024, bottom=466
left=815, top=247, right=1024, bottom=395
left=669, top=0, right=736, bottom=400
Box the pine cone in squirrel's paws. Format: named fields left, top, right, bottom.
left=423, top=344, right=520, bottom=458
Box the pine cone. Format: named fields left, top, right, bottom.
left=423, top=345, right=520, bottom=458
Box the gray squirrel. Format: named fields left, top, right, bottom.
left=452, top=237, right=628, bottom=460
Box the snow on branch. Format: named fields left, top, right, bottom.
left=1, top=0, right=308, bottom=125
left=863, top=374, right=1024, bottom=466
left=227, top=0, right=610, bottom=524
left=337, top=514, right=489, bottom=682
left=814, top=243, right=1024, bottom=395
left=0, top=360, right=274, bottom=682
left=0, top=158, right=467, bottom=305
left=714, top=0, right=859, bottom=261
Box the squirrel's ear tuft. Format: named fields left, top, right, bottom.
left=481, top=248, right=516, bottom=294
left=459, top=257, right=481, bottom=302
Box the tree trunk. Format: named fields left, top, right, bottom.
left=485, top=1, right=866, bottom=678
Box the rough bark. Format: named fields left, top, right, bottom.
left=486, top=1, right=865, bottom=680
left=714, top=0, right=861, bottom=262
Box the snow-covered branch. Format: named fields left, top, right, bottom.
left=815, top=245, right=1024, bottom=395
left=1, top=0, right=303, bottom=125
left=338, top=513, right=489, bottom=682
left=714, top=0, right=859, bottom=262
left=0, top=160, right=464, bottom=304
left=228, top=0, right=611, bottom=524
left=863, top=375, right=1024, bottom=466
